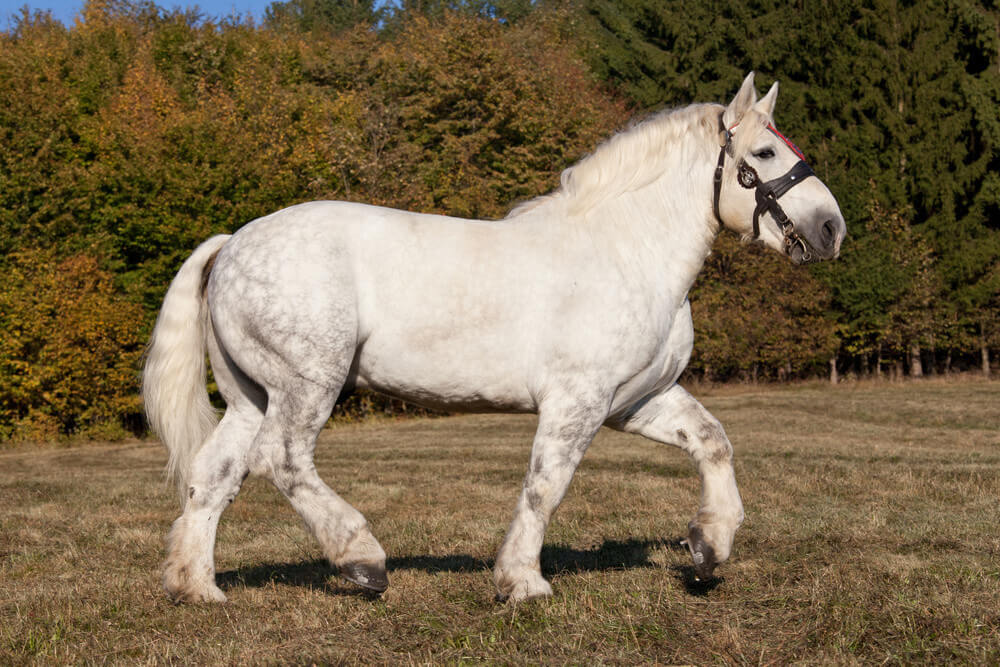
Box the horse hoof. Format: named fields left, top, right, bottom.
left=163, top=561, right=228, bottom=603
left=163, top=582, right=228, bottom=604
left=494, top=570, right=552, bottom=602
left=340, top=562, right=389, bottom=593
left=198, top=585, right=229, bottom=603
left=685, top=525, right=718, bottom=581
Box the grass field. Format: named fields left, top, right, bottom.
left=2, top=378, right=999, bottom=664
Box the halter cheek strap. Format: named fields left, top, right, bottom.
left=712, top=112, right=818, bottom=261
left=711, top=114, right=731, bottom=226
left=746, top=159, right=815, bottom=245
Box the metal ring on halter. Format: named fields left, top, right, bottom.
left=785, top=233, right=812, bottom=263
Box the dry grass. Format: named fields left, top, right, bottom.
left=2, top=378, right=999, bottom=664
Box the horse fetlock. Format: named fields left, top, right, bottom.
left=162, top=516, right=225, bottom=602
left=494, top=566, right=552, bottom=602
left=335, top=523, right=386, bottom=563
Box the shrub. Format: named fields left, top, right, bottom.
left=0, top=251, right=146, bottom=443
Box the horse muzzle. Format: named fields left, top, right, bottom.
left=791, top=211, right=846, bottom=264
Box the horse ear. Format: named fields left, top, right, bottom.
left=751, top=81, right=779, bottom=123
left=723, top=72, right=758, bottom=128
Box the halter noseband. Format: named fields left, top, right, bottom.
left=712, top=112, right=817, bottom=262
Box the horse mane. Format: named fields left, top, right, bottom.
left=506, top=103, right=721, bottom=219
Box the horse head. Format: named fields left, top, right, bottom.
left=713, top=73, right=846, bottom=264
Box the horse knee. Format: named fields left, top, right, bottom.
left=695, top=419, right=732, bottom=465
left=705, top=438, right=733, bottom=466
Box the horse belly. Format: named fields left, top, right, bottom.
left=353, top=320, right=537, bottom=413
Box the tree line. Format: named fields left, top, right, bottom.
left=0, top=0, right=997, bottom=441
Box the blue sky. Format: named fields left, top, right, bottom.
left=4, top=0, right=275, bottom=26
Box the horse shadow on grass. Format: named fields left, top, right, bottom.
left=216, top=536, right=721, bottom=598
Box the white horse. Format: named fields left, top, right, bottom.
left=143, top=73, right=845, bottom=603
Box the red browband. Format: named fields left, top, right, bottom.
left=766, top=124, right=806, bottom=161
left=727, top=122, right=808, bottom=162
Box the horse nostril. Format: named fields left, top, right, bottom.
left=822, top=219, right=836, bottom=246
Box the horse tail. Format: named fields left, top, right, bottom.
left=142, top=235, right=231, bottom=505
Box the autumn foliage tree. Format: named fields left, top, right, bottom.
left=0, top=251, right=146, bottom=441
left=690, top=235, right=839, bottom=382
left=0, top=3, right=626, bottom=441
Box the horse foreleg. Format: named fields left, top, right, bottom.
left=494, top=395, right=609, bottom=602
left=608, top=384, right=744, bottom=580
left=163, top=406, right=259, bottom=602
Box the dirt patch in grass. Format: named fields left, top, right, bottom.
left=2, top=379, right=999, bottom=663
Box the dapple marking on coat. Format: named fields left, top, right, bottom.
left=143, top=73, right=845, bottom=603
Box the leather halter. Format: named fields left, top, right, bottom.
left=712, top=113, right=818, bottom=262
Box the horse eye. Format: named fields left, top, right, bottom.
left=753, top=148, right=776, bottom=160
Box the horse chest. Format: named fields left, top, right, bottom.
left=608, top=300, right=695, bottom=414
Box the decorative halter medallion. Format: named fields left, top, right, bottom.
left=712, top=113, right=818, bottom=261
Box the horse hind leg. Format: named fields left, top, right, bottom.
left=251, top=379, right=389, bottom=593
left=162, top=332, right=263, bottom=602
left=210, top=267, right=386, bottom=592
left=162, top=404, right=261, bottom=602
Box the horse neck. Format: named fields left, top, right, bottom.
left=571, top=128, right=720, bottom=299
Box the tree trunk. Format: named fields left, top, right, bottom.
left=909, top=344, right=923, bottom=378
left=944, top=350, right=952, bottom=375
left=981, top=318, right=992, bottom=378
left=829, top=356, right=838, bottom=385
left=875, top=349, right=883, bottom=379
